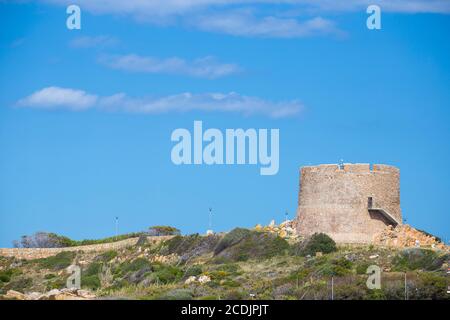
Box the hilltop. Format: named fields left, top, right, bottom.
left=0, top=225, right=449, bottom=300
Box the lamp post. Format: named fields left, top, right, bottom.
left=206, top=208, right=214, bottom=235
left=115, top=216, right=119, bottom=240
left=209, top=208, right=212, bottom=230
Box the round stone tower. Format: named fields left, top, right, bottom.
left=295, top=163, right=402, bottom=244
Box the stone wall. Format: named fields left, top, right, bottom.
left=0, top=236, right=173, bottom=260
left=295, top=163, right=402, bottom=244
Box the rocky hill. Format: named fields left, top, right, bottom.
left=0, top=225, right=449, bottom=300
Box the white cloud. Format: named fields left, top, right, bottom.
left=39, top=0, right=450, bottom=38
left=69, top=35, right=119, bottom=48
left=17, top=87, right=303, bottom=118
left=296, top=0, right=450, bottom=14
left=17, top=87, right=98, bottom=110
left=191, top=11, right=342, bottom=38
left=42, top=0, right=450, bottom=15
left=99, top=54, right=240, bottom=79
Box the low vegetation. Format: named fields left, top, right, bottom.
left=392, top=248, right=448, bottom=272
left=36, top=252, right=76, bottom=270
left=1, top=228, right=449, bottom=300
left=148, top=226, right=181, bottom=237
left=292, top=233, right=337, bottom=256
left=11, top=225, right=182, bottom=249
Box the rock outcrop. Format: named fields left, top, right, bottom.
left=373, top=224, right=447, bottom=250
left=1, top=288, right=96, bottom=300
left=254, top=219, right=298, bottom=239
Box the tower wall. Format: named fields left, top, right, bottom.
left=295, top=163, right=401, bottom=243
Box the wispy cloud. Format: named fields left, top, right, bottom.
left=191, top=11, right=342, bottom=38
left=297, top=0, right=450, bottom=14
left=16, top=87, right=303, bottom=118
left=40, top=0, right=450, bottom=39
left=69, top=35, right=119, bottom=48
left=17, top=87, right=98, bottom=110
left=99, top=54, right=241, bottom=79
left=42, top=1, right=450, bottom=15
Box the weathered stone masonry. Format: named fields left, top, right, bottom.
left=295, top=163, right=402, bottom=244
left=0, top=236, right=173, bottom=260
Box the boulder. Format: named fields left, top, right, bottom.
left=184, top=276, right=197, bottom=285
left=5, top=290, right=26, bottom=300
left=198, top=275, right=211, bottom=284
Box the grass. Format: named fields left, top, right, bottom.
left=96, top=250, right=118, bottom=262
left=2, top=229, right=449, bottom=300
left=293, top=233, right=337, bottom=256
left=152, top=264, right=183, bottom=284
left=0, top=268, right=23, bottom=284
left=392, top=248, right=448, bottom=271
left=213, top=229, right=290, bottom=262
left=37, top=251, right=76, bottom=270
left=116, top=258, right=151, bottom=276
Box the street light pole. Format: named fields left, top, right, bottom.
left=115, top=216, right=119, bottom=240
left=209, top=208, right=212, bottom=231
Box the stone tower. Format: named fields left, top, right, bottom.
left=295, top=163, right=402, bottom=244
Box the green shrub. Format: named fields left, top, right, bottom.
left=221, top=280, right=241, bottom=288
left=14, top=231, right=151, bottom=248
left=148, top=226, right=181, bottom=237
left=96, top=250, right=117, bottom=262
left=153, top=264, right=183, bottom=284
left=84, top=262, right=102, bottom=277
left=214, top=229, right=289, bottom=262
left=316, top=258, right=353, bottom=277
left=392, top=249, right=447, bottom=272
left=4, top=277, right=33, bottom=293
left=184, top=265, right=203, bottom=278
left=334, top=283, right=366, bottom=300
left=82, top=274, right=101, bottom=290
left=224, top=289, right=247, bottom=300
left=0, top=269, right=20, bottom=283
left=117, top=258, right=150, bottom=275
left=214, top=263, right=240, bottom=274
left=81, top=262, right=103, bottom=290
left=283, top=268, right=312, bottom=285
left=44, top=273, right=56, bottom=280
left=163, top=233, right=220, bottom=262
left=296, top=233, right=337, bottom=257
left=367, top=289, right=386, bottom=300
left=13, top=232, right=77, bottom=248
left=0, top=274, right=10, bottom=283
left=355, top=262, right=371, bottom=275
left=208, top=270, right=230, bottom=280
left=166, top=234, right=217, bottom=255
left=165, top=234, right=199, bottom=254
left=45, top=277, right=66, bottom=290
left=401, top=272, right=448, bottom=300
left=38, top=251, right=76, bottom=270
left=156, top=288, right=193, bottom=300
left=214, top=228, right=251, bottom=255
left=198, top=295, right=219, bottom=300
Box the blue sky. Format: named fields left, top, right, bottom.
left=0, top=1, right=449, bottom=247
